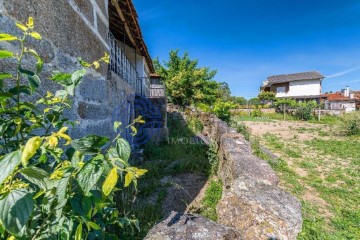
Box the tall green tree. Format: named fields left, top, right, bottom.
left=154, top=50, right=219, bottom=106
left=217, top=82, right=231, bottom=101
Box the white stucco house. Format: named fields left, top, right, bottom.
left=261, top=71, right=325, bottom=101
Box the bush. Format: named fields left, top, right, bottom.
left=188, top=117, right=204, bottom=133
left=251, top=109, right=262, bottom=117
left=212, top=101, right=235, bottom=122
left=295, top=101, right=317, bottom=121
left=0, top=17, right=146, bottom=239
left=340, top=112, right=360, bottom=135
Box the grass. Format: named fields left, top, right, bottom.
left=119, top=115, right=212, bottom=239
left=233, top=116, right=360, bottom=239
left=199, top=178, right=222, bottom=221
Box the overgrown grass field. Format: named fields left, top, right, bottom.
left=232, top=114, right=360, bottom=239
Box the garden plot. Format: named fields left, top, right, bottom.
left=242, top=120, right=360, bottom=239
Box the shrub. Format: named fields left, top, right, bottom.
left=188, top=117, right=204, bottom=133
left=340, top=111, right=360, bottom=135
left=0, top=17, right=146, bottom=239
left=196, top=102, right=211, bottom=113
left=251, top=109, right=263, bottom=117
left=295, top=101, right=317, bottom=121
left=212, top=101, right=235, bottom=122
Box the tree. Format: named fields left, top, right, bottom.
left=258, top=91, right=276, bottom=103
left=154, top=50, right=219, bottom=106
left=217, top=82, right=231, bottom=101
left=229, top=96, right=247, bottom=106
left=248, top=97, right=261, bottom=106
left=274, top=98, right=297, bottom=120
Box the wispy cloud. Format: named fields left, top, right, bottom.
left=326, top=67, right=360, bottom=78
left=327, top=79, right=360, bottom=86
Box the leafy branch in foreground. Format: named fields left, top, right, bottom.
left=0, top=17, right=146, bottom=239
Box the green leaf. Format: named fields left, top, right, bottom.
left=76, top=156, right=104, bottom=195
left=71, top=69, right=86, bottom=86
left=0, top=73, right=12, bottom=80
left=75, top=223, right=82, bottom=240
left=130, top=125, right=137, bottom=136
left=102, top=167, right=118, bottom=196
left=0, top=33, right=18, bottom=41
left=9, top=85, right=31, bottom=95
left=20, top=167, right=50, bottom=190
left=0, top=189, right=34, bottom=235
left=0, top=121, right=11, bottom=135
left=124, top=172, right=134, bottom=187
left=78, top=57, right=92, bottom=67
left=55, top=169, right=72, bottom=209
left=71, top=135, right=109, bottom=154
left=50, top=72, right=72, bottom=86
left=26, top=49, right=43, bottom=74
left=18, top=67, right=35, bottom=77
left=113, top=121, right=122, bottom=132
left=116, top=138, right=131, bottom=162
left=27, top=75, right=41, bottom=94
left=0, top=151, right=21, bottom=185
left=0, top=92, right=14, bottom=100
left=0, top=50, right=13, bottom=58
left=21, top=136, right=42, bottom=167
left=15, top=22, right=28, bottom=32
left=88, top=221, right=101, bottom=230
left=29, top=31, right=41, bottom=40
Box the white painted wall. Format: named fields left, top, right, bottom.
left=276, top=79, right=321, bottom=98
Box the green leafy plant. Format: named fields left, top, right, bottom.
left=188, top=116, right=204, bottom=133
left=251, top=108, right=263, bottom=117
left=0, top=17, right=146, bottom=239
left=274, top=98, right=297, bottom=120
left=207, top=141, right=219, bottom=175
left=258, top=91, right=276, bottom=104
left=295, top=101, right=317, bottom=121
left=340, top=111, right=360, bottom=136
left=154, top=50, right=220, bottom=107
left=212, top=101, right=235, bottom=122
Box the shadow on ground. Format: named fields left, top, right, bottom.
left=118, top=111, right=211, bottom=239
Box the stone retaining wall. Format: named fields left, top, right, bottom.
left=146, top=104, right=302, bottom=239
left=0, top=1, right=134, bottom=140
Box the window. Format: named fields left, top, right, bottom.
left=277, top=86, right=286, bottom=93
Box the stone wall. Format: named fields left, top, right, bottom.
left=0, top=1, right=136, bottom=139
left=146, top=104, right=303, bottom=239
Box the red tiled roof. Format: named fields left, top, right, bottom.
left=321, top=92, right=356, bottom=101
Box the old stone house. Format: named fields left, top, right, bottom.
left=0, top=0, right=166, bottom=145
left=261, top=71, right=325, bottom=101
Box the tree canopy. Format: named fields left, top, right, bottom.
left=154, top=50, right=220, bottom=106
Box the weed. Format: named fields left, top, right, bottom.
left=207, top=142, right=220, bottom=175
left=199, top=178, right=222, bottom=221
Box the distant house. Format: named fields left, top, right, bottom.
left=321, top=87, right=360, bottom=112
left=261, top=71, right=325, bottom=101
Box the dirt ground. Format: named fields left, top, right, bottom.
left=242, top=120, right=338, bottom=141
left=240, top=119, right=360, bottom=238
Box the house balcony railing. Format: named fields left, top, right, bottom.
left=109, top=32, right=138, bottom=91
left=137, top=77, right=165, bottom=98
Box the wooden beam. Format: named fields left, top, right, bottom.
left=110, top=0, right=138, bottom=51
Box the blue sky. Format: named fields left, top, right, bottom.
left=133, top=0, right=360, bottom=98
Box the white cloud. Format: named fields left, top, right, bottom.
left=326, top=67, right=360, bottom=78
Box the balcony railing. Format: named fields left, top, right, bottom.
left=109, top=32, right=138, bottom=90
left=137, top=77, right=165, bottom=98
